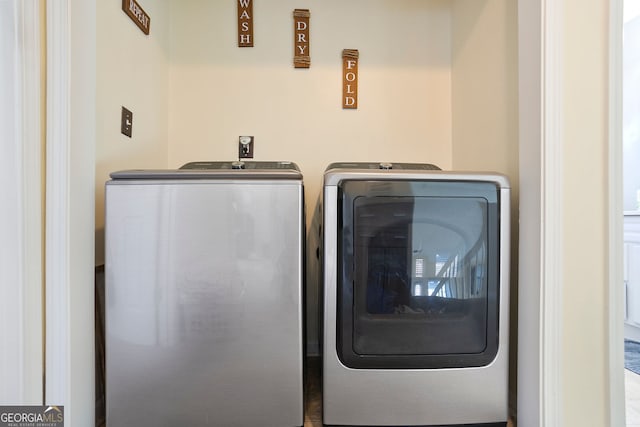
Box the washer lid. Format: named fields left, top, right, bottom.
left=109, top=161, right=302, bottom=180
left=180, top=161, right=300, bottom=171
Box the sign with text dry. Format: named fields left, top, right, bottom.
left=122, top=0, right=150, bottom=35
left=293, top=9, right=310, bottom=68
left=342, top=49, right=359, bottom=109
left=238, top=0, right=254, bottom=47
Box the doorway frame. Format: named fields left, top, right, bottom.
left=0, top=0, right=44, bottom=404
left=517, top=0, right=625, bottom=425
left=608, top=0, right=625, bottom=425
left=45, top=0, right=96, bottom=425
left=43, top=0, right=626, bottom=425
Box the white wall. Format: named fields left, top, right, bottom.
left=95, top=0, right=170, bottom=265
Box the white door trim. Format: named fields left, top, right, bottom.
left=540, top=0, right=564, bottom=425
left=45, top=0, right=96, bottom=424
left=45, top=0, right=71, bottom=407
left=517, top=0, right=565, bottom=425
left=608, top=0, right=625, bottom=425
left=0, top=0, right=43, bottom=404
left=40, top=0, right=625, bottom=425
left=520, top=0, right=624, bottom=425
left=516, top=0, right=542, bottom=424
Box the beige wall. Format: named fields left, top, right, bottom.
left=167, top=0, right=454, bottom=214
left=451, top=0, right=519, bottom=179
left=561, top=0, right=610, bottom=424
left=95, top=0, right=170, bottom=265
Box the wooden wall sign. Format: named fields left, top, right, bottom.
left=122, top=0, right=150, bottom=35
left=237, top=0, right=254, bottom=47
left=293, top=9, right=310, bottom=68
left=342, top=49, right=359, bottom=109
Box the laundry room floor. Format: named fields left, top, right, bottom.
left=626, top=368, right=640, bottom=426
left=304, top=356, right=323, bottom=427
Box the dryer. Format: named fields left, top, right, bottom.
left=321, top=162, right=510, bottom=427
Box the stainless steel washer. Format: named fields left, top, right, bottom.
left=321, top=162, right=510, bottom=427
left=105, top=161, right=304, bottom=427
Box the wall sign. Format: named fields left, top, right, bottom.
left=237, top=0, right=254, bottom=47
left=122, top=0, right=150, bottom=35
left=342, top=49, right=359, bottom=109
left=293, top=9, right=310, bottom=68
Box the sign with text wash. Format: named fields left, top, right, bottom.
left=237, top=0, right=254, bottom=47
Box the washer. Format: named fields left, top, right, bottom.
left=321, top=162, right=510, bottom=427
left=105, top=161, right=304, bottom=427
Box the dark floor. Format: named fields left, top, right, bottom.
left=304, top=356, right=323, bottom=427
left=95, top=267, right=105, bottom=427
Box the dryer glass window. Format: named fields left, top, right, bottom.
left=353, top=196, right=487, bottom=355
left=337, top=180, right=501, bottom=369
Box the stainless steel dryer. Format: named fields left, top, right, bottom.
left=105, top=161, right=304, bottom=427
left=321, top=162, right=510, bottom=427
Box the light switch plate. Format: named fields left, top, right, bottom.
left=121, top=106, right=133, bottom=138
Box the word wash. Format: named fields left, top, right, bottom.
left=237, top=0, right=254, bottom=47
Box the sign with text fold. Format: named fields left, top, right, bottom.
left=342, top=49, right=359, bottom=109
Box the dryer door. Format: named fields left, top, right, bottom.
left=337, top=180, right=502, bottom=369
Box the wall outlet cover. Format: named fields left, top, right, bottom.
left=239, top=136, right=254, bottom=158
